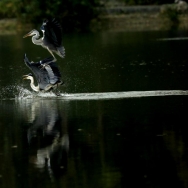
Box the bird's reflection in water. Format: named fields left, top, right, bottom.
left=24, top=100, right=69, bottom=177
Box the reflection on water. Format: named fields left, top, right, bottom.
left=24, top=100, right=69, bottom=176
left=1, top=30, right=188, bottom=188
left=0, top=97, right=188, bottom=187
left=163, top=129, right=188, bottom=188
left=5, top=99, right=69, bottom=180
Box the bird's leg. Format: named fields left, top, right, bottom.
left=53, top=84, right=61, bottom=96
left=47, top=48, right=57, bottom=62
left=54, top=91, right=61, bottom=96
left=40, top=50, right=56, bottom=69
left=51, top=89, right=61, bottom=96
left=39, top=59, right=53, bottom=69
left=40, top=63, right=51, bottom=69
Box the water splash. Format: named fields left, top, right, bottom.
left=1, top=85, right=188, bottom=100
left=58, top=90, right=188, bottom=100
left=17, top=86, right=34, bottom=99
left=16, top=87, right=59, bottom=99
left=16, top=89, right=188, bottom=100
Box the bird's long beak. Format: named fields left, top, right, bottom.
left=22, top=75, right=29, bottom=79
left=23, top=31, right=32, bottom=38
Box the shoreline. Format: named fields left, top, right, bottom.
left=1, top=4, right=188, bottom=33
left=91, top=4, right=188, bottom=32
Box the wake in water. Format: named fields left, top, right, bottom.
left=17, top=88, right=188, bottom=100
left=1, top=85, right=188, bottom=100
left=157, top=37, right=188, bottom=41
left=59, top=90, right=188, bottom=100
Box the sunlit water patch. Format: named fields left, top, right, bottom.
left=157, top=37, right=188, bottom=41
left=15, top=89, right=188, bottom=100
left=1, top=85, right=188, bottom=101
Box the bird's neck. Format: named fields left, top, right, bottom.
left=29, top=77, right=39, bottom=92
left=32, top=30, right=41, bottom=45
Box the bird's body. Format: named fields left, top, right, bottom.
left=23, top=54, right=63, bottom=95
left=23, top=19, right=65, bottom=62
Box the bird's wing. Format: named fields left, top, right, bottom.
left=43, top=61, right=62, bottom=85
left=24, top=55, right=51, bottom=90
left=41, top=18, right=63, bottom=47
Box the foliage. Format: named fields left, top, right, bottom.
left=0, top=0, right=21, bottom=18
left=122, top=0, right=176, bottom=5
left=19, top=0, right=99, bottom=31
left=0, top=0, right=99, bottom=31
left=160, top=5, right=180, bottom=30
left=0, top=0, right=185, bottom=31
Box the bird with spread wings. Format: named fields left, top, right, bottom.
left=23, top=18, right=65, bottom=63
left=23, top=54, right=63, bottom=96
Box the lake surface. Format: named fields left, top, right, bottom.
left=1, top=30, right=188, bottom=188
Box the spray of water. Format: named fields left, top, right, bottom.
left=16, top=89, right=188, bottom=100
left=1, top=84, right=188, bottom=100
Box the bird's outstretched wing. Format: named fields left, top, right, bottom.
left=44, top=61, right=62, bottom=85
left=41, top=18, right=63, bottom=47
left=24, top=54, right=62, bottom=89
left=24, top=54, right=51, bottom=90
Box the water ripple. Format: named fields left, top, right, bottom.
left=16, top=90, right=188, bottom=100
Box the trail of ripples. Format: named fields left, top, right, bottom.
left=17, top=89, right=188, bottom=100
left=1, top=86, right=188, bottom=100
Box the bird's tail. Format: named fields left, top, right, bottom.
left=57, top=46, right=65, bottom=58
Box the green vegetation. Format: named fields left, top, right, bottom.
left=0, top=0, right=20, bottom=18
left=0, top=0, right=99, bottom=31
left=0, top=0, right=182, bottom=31
left=160, top=4, right=181, bottom=30
left=123, top=0, right=174, bottom=5
left=20, top=0, right=99, bottom=31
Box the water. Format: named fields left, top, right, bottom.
left=1, top=30, right=188, bottom=188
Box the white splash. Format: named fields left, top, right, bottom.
left=16, top=90, right=188, bottom=101
left=17, top=86, right=33, bottom=98
left=60, top=90, right=188, bottom=100
left=0, top=85, right=33, bottom=100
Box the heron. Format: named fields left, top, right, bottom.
left=23, top=54, right=63, bottom=96
left=23, top=18, right=65, bottom=63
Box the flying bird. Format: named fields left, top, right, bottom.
left=23, top=54, right=63, bottom=96
left=23, top=18, right=65, bottom=62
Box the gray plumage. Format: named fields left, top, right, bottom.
left=23, top=54, right=63, bottom=94
left=23, top=18, right=65, bottom=61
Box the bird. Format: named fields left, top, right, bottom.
left=23, top=18, right=65, bottom=62
left=23, top=54, right=63, bottom=96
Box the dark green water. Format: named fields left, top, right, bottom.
left=1, top=30, right=188, bottom=188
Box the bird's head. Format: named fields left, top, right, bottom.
left=23, top=73, right=33, bottom=80
left=23, top=29, right=40, bottom=38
